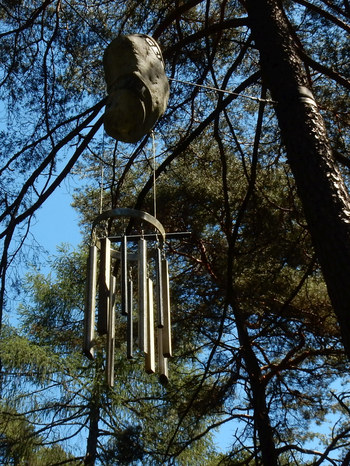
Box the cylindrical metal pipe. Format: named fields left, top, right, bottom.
left=107, top=275, right=116, bottom=387
left=127, top=277, right=134, bottom=359
left=83, top=245, right=97, bottom=359
left=98, top=238, right=111, bottom=335
left=121, top=235, right=128, bottom=316
left=157, top=327, right=168, bottom=383
left=155, top=247, right=164, bottom=328
left=161, top=258, right=172, bottom=357
left=138, top=238, right=148, bottom=353
left=145, top=278, right=155, bottom=374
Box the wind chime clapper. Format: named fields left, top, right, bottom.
left=83, top=207, right=191, bottom=387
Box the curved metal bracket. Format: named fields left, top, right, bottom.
left=92, top=208, right=166, bottom=243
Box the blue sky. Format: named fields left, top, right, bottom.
left=30, top=177, right=82, bottom=254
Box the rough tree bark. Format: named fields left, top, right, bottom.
left=234, top=306, right=279, bottom=465
left=243, top=0, right=350, bottom=358
left=84, top=390, right=100, bottom=466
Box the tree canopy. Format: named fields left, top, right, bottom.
left=1, top=0, right=350, bottom=464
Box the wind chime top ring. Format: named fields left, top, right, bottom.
left=91, top=208, right=166, bottom=244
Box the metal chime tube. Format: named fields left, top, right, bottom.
left=155, top=247, right=164, bottom=328
left=98, top=237, right=111, bottom=335
left=121, top=235, right=128, bottom=316
left=83, top=245, right=97, bottom=359
left=127, top=276, right=134, bottom=359
left=145, top=278, right=155, bottom=373
left=138, top=238, right=148, bottom=353
left=161, top=258, right=172, bottom=357
left=107, top=275, right=116, bottom=387
left=157, top=328, right=168, bottom=383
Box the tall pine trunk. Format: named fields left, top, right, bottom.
left=84, top=388, right=100, bottom=465
left=243, top=0, right=350, bottom=357
left=234, top=307, right=279, bottom=465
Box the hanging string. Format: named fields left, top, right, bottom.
left=168, top=77, right=277, bottom=104
left=99, top=163, right=104, bottom=215
left=151, top=131, right=157, bottom=219
left=99, top=131, right=105, bottom=215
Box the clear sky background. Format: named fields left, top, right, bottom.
left=30, top=178, right=82, bottom=255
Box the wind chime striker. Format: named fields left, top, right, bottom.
left=83, top=208, right=178, bottom=386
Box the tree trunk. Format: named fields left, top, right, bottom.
left=243, top=0, right=350, bottom=357
left=84, top=393, right=100, bottom=466
left=234, top=308, right=279, bottom=465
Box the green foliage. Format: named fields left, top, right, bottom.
left=18, top=247, right=86, bottom=352
left=0, top=403, right=74, bottom=465
left=0, top=327, right=60, bottom=383
left=101, top=425, right=145, bottom=465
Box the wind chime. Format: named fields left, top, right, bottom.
left=82, top=35, right=186, bottom=386
left=83, top=208, right=182, bottom=386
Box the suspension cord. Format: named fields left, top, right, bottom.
left=99, top=131, right=105, bottom=215
left=99, top=163, right=104, bottom=215
left=168, top=77, right=277, bottom=103
left=152, top=131, right=157, bottom=219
